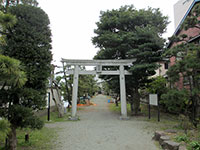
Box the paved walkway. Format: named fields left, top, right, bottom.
left=47, top=95, right=158, bottom=150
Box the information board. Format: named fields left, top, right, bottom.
left=149, top=94, right=158, bottom=106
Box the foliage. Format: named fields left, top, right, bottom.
left=0, top=11, right=17, bottom=31
left=102, top=81, right=113, bottom=95
left=0, top=4, right=52, bottom=149
left=183, top=3, right=200, bottom=30
left=92, top=5, right=168, bottom=114
left=189, top=141, right=200, bottom=150
left=147, top=76, right=167, bottom=95
left=0, top=3, right=52, bottom=124
left=164, top=42, right=200, bottom=125
left=78, top=75, right=98, bottom=97
left=161, top=89, right=189, bottom=114
left=0, top=54, right=27, bottom=88
left=175, top=134, right=189, bottom=143
left=179, top=114, right=193, bottom=134
left=0, top=119, right=10, bottom=139
left=56, top=68, right=99, bottom=102
left=0, top=0, right=38, bottom=12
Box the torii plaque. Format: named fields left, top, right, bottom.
left=61, top=59, right=136, bottom=120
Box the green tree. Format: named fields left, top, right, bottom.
left=0, top=54, right=27, bottom=149
left=147, top=76, right=168, bottom=109
left=0, top=119, right=10, bottom=144
left=164, top=43, right=200, bottom=126
left=0, top=54, right=27, bottom=88
left=0, top=5, right=52, bottom=150
left=92, top=5, right=168, bottom=115
left=0, top=0, right=38, bottom=11
left=56, top=67, right=99, bottom=104
left=183, top=3, right=200, bottom=30
left=147, top=76, right=167, bottom=95
left=78, top=75, right=98, bottom=97
left=161, top=89, right=189, bottom=114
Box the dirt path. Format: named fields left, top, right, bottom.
left=46, top=95, right=158, bottom=150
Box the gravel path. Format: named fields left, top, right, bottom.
left=46, top=95, right=158, bottom=150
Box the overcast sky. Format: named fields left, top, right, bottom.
left=38, top=0, right=177, bottom=66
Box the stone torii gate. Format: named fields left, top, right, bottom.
left=61, top=58, right=136, bottom=120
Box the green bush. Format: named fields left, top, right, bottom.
left=175, top=134, right=189, bottom=143
left=189, top=141, right=200, bottom=150
left=161, top=89, right=189, bottom=114
left=0, top=119, right=10, bottom=141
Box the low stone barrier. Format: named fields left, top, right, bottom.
left=153, top=130, right=187, bottom=150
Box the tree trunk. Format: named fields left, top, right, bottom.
left=133, top=88, right=140, bottom=115
left=51, top=87, right=64, bottom=118
left=8, top=125, right=17, bottom=150
left=130, top=101, right=134, bottom=115
left=55, top=87, right=65, bottom=117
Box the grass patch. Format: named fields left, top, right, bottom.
left=0, top=127, right=57, bottom=150
left=108, top=103, right=131, bottom=113
left=0, top=111, right=72, bottom=150
left=17, top=127, right=57, bottom=150
left=109, top=102, right=180, bottom=129
left=41, top=111, right=71, bottom=123
left=172, top=126, right=200, bottom=150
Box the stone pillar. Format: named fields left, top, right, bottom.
left=119, top=65, right=129, bottom=120
left=71, top=65, right=79, bottom=120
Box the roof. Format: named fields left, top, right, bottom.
left=174, top=0, right=200, bottom=35
left=167, top=0, right=200, bottom=47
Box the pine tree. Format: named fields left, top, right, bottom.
left=92, top=5, right=168, bottom=114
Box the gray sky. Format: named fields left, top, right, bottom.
left=39, top=0, right=177, bottom=66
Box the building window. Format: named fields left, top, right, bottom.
left=164, top=63, right=168, bottom=69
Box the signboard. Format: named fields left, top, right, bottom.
left=149, top=94, right=158, bottom=106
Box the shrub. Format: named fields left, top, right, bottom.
left=0, top=119, right=10, bottom=140
left=161, top=89, right=189, bottom=114
left=189, top=141, right=200, bottom=150
left=175, top=134, right=189, bottom=143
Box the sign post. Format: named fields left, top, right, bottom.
left=47, top=92, right=50, bottom=121
left=149, top=94, right=160, bottom=122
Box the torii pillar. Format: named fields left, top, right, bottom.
left=119, top=65, right=128, bottom=120
left=71, top=65, right=79, bottom=120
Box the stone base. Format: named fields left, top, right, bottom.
left=153, top=131, right=180, bottom=150
left=119, top=116, right=130, bottom=120
left=68, top=116, right=79, bottom=121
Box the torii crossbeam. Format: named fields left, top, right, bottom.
left=61, top=58, right=136, bottom=120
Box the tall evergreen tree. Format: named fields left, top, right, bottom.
left=0, top=0, right=38, bottom=11
left=92, top=5, right=168, bottom=114
left=165, top=3, right=200, bottom=126
left=164, top=43, right=200, bottom=126
left=0, top=4, right=52, bottom=150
